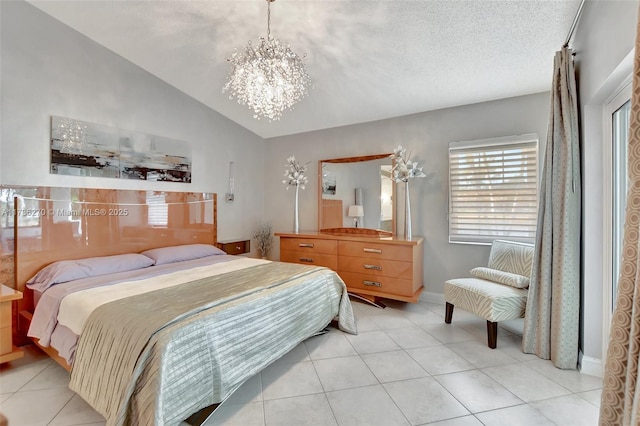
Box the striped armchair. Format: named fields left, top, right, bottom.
left=444, top=240, right=535, bottom=348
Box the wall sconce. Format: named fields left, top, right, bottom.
left=348, top=205, right=364, bottom=228
left=225, top=161, right=235, bottom=203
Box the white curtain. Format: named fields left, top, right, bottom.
left=522, top=47, right=581, bottom=369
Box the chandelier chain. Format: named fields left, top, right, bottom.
left=267, top=0, right=271, bottom=37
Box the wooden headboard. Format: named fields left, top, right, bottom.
left=3, top=186, right=217, bottom=324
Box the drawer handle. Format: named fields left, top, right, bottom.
left=235, top=246, right=242, bottom=250
left=363, top=280, right=382, bottom=287
left=299, top=257, right=314, bottom=263
left=363, top=264, right=382, bottom=271
left=299, top=243, right=315, bottom=248
left=363, top=248, right=382, bottom=254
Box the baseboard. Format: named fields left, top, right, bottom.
left=421, top=291, right=445, bottom=305
left=579, top=350, right=604, bottom=378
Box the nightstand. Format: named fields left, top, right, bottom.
left=216, top=239, right=251, bottom=255
left=0, top=284, right=24, bottom=364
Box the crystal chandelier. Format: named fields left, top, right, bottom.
left=223, top=0, right=311, bottom=121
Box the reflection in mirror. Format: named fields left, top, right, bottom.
left=319, top=154, right=395, bottom=234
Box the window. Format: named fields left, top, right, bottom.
left=611, top=98, right=631, bottom=309
left=146, top=191, right=168, bottom=226
left=448, top=134, right=539, bottom=245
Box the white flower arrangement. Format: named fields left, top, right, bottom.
left=282, top=156, right=309, bottom=190
left=390, top=145, right=426, bottom=183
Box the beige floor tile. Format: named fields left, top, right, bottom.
left=269, top=341, right=310, bottom=367
left=384, top=327, right=441, bottom=349
left=361, top=350, right=428, bottom=383
left=225, top=373, right=262, bottom=404
left=261, top=361, right=324, bottom=400
left=49, top=394, right=105, bottom=426
left=313, top=356, right=378, bottom=392
left=578, top=388, right=602, bottom=407
left=383, top=376, right=470, bottom=424
left=304, top=332, right=358, bottom=360
left=420, top=323, right=476, bottom=344
left=1, top=387, right=75, bottom=426
left=21, top=361, right=70, bottom=391
left=369, top=314, right=414, bottom=330
left=448, top=340, right=519, bottom=368
left=326, top=385, right=410, bottom=426
left=345, top=330, right=400, bottom=354
left=524, top=358, right=603, bottom=393
left=482, top=363, right=572, bottom=402
left=354, top=315, right=381, bottom=332
left=264, top=393, right=337, bottom=426
left=529, top=394, right=600, bottom=426
left=204, top=401, right=265, bottom=426
left=0, top=358, right=51, bottom=393
left=435, top=370, right=523, bottom=413
left=406, top=345, right=474, bottom=375
left=428, top=416, right=484, bottom=426
left=474, top=404, right=555, bottom=426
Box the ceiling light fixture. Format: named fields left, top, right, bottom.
left=56, top=117, right=87, bottom=154
left=223, top=0, right=311, bottom=121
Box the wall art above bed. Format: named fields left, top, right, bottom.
left=50, top=116, right=192, bottom=183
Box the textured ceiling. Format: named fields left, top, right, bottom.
left=28, top=0, right=582, bottom=138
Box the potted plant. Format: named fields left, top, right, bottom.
left=253, top=221, right=274, bottom=259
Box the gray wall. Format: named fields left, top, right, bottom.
left=264, top=92, right=550, bottom=299
left=573, top=0, right=639, bottom=366
left=0, top=1, right=265, bottom=246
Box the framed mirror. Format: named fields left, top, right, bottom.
left=318, top=154, right=395, bottom=234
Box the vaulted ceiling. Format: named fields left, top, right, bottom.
left=29, top=0, right=582, bottom=138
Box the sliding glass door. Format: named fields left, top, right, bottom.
left=611, top=97, right=631, bottom=309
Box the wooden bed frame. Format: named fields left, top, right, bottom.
left=5, top=186, right=217, bottom=372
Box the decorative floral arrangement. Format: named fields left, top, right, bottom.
left=252, top=221, right=274, bottom=259
left=282, top=156, right=309, bottom=190
left=390, top=145, right=426, bottom=183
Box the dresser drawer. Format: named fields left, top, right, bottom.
left=281, top=250, right=338, bottom=270
left=338, top=256, right=413, bottom=280
left=281, top=238, right=337, bottom=254
left=339, top=271, right=416, bottom=297
left=216, top=239, right=250, bottom=255
left=338, top=241, right=412, bottom=261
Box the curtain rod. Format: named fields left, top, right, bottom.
left=563, top=0, right=586, bottom=48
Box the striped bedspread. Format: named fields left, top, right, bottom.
left=69, top=261, right=356, bottom=426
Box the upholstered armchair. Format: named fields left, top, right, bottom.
left=444, top=240, right=535, bottom=348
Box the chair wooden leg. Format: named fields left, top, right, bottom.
left=445, top=302, right=454, bottom=324
left=487, top=321, right=497, bottom=349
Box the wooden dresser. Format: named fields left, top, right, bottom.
left=276, top=232, right=424, bottom=305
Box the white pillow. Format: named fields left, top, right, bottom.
left=470, top=266, right=530, bottom=289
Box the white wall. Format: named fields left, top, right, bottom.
left=0, top=1, right=265, bottom=247
left=264, top=92, right=550, bottom=299
left=573, top=0, right=639, bottom=368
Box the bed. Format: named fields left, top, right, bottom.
left=8, top=188, right=356, bottom=426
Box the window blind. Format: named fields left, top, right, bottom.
left=448, top=135, right=538, bottom=244
left=146, top=192, right=168, bottom=226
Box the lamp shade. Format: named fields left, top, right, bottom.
left=348, top=205, right=364, bottom=218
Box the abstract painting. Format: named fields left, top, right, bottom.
left=50, top=116, right=191, bottom=183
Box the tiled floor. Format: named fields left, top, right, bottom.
left=0, top=300, right=603, bottom=426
